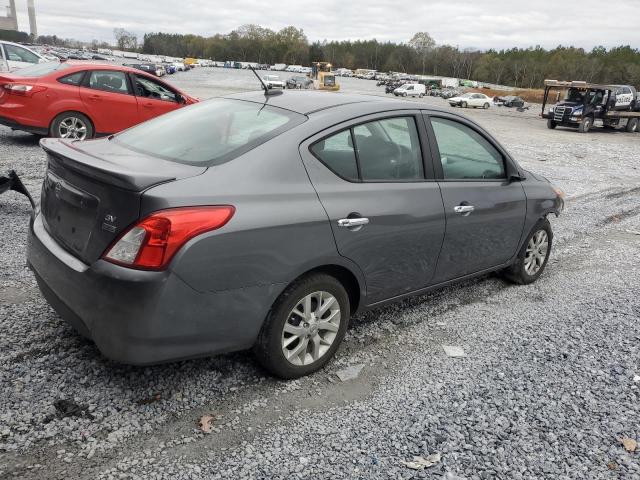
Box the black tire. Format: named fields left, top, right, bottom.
left=578, top=116, right=592, bottom=133
left=502, top=219, right=553, bottom=285
left=253, top=273, right=350, bottom=379
left=626, top=118, right=639, bottom=133
left=461, top=101, right=468, bottom=108
left=50, top=112, right=94, bottom=140
left=402, top=92, right=408, bottom=97
left=547, top=119, right=557, bottom=129
left=483, top=102, right=490, bottom=109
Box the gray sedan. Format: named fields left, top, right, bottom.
left=27, top=91, right=564, bottom=378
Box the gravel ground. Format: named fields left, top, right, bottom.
left=1, top=71, right=639, bottom=479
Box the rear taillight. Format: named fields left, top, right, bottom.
left=3, top=83, right=47, bottom=96
left=103, top=206, right=235, bottom=270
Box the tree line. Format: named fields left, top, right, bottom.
left=30, top=24, right=640, bottom=89
left=139, top=27, right=640, bottom=88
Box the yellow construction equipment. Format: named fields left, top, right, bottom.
left=310, top=62, right=340, bottom=91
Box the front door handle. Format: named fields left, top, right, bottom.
left=454, top=205, right=475, bottom=215
left=337, top=217, right=369, bottom=228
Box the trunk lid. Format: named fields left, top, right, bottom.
left=39, top=137, right=206, bottom=264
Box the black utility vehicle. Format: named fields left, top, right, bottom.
left=542, top=80, right=639, bottom=133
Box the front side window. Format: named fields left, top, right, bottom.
left=4, top=44, right=40, bottom=64
left=430, top=117, right=505, bottom=180
left=88, top=70, right=129, bottom=94
left=115, top=99, right=305, bottom=166
left=133, top=74, right=177, bottom=102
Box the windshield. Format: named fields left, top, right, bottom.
left=114, top=99, right=306, bottom=166
left=11, top=62, right=69, bottom=77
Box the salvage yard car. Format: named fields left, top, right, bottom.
left=449, top=92, right=492, bottom=109
left=0, top=62, right=197, bottom=139
left=0, top=40, right=49, bottom=71
left=262, top=74, right=285, bottom=89
left=26, top=91, right=564, bottom=379
left=393, top=83, right=426, bottom=97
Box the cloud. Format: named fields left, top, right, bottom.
left=12, top=0, right=640, bottom=50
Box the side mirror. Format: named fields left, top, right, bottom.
left=175, top=93, right=185, bottom=104
left=509, top=173, right=525, bottom=183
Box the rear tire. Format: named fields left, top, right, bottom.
left=547, top=119, right=557, bottom=129
left=253, top=273, right=350, bottom=379
left=483, top=102, right=490, bottom=109
left=50, top=112, right=94, bottom=140
left=502, top=219, right=553, bottom=285
left=626, top=118, right=639, bottom=133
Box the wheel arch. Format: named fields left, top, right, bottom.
left=283, top=263, right=364, bottom=315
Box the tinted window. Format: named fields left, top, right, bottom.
left=58, top=71, right=84, bottom=86
left=12, top=61, right=69, bottom=77
left=115, top=99, right=305, bottom=166
left=353, top=117, right=424, bottom=181
left=4, top=44, right=40, bottom=63
left=310, top=129, right=358, bottom=181
left=430, top=117, right=505, bottom=180
left=133, top=74, right=176, bottom=102
left=88, top=70, right=129, bottom=94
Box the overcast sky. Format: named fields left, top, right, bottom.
left=12, top=0, right=640, bottom=50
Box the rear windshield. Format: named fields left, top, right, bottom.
left=12, top=62, right=69, bottom=77
left=114, top=99, right=306, bottom=166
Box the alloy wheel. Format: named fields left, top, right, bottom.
left=281, top=291, right=341, bottom=366
left=58, top=117, right=88, bottom=140
left=524, top=230, right=549, bottom=276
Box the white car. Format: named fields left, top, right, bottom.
left=449, top=92, right=491, bottom=109
left=393, top=83, right=426, bottom=98
left=173, top=62, right=187, bottom=72
left=263, top=75, right=285, bottom=89
left=0, top=41, right=50, bottom=72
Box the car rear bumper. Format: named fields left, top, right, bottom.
left=27, top=213, right=282, bottom=365
left=0, top=115, right=48, bottom=135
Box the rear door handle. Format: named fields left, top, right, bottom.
left=337, top=217, right=369, bottom=228
left=454, top=205, right=475, bottom=215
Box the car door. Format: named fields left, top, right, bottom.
left=2, top=43, right=42, bottom=71
left=79, top=70, right=139, bottom=134
left=299, top=112, right=446, bottom=304
left=424, top=113, right=526, bottom=282
left=131, top=73, right=182, bottom=123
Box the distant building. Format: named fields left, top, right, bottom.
left=0, top=0, right=37, bottom=37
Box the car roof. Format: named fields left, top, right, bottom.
left=224, top=90, right=409, bottom=115
left=61, top=61, right=142, bottom=73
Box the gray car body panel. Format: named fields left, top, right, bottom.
left=27, top=91, right=562, bottom=365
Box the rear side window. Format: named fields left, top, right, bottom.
left=58, top=71, right=84, bottom=86
left=88, top=70, right=129, bottom=94
left=114, top=99, right=306, bottom=166
left=310, top=130, right=359, bottom=181
left=4, top=44, right=40, bottom=64
left=430, top=117, right=505, bottom=180
left=311, top=116, right=424, bottom=182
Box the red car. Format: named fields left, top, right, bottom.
left=0, top=62, right=198, bottom=140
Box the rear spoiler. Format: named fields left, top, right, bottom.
left=0, top=170, right=35, bottom=209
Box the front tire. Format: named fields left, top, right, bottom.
left=461, top=101, right=468, bottom=108
left=578, top=116, right=593, bottom=133
left=547, top=119, right=557, bottom=129
left=253, top=274, right=350, bottom=379
left=483, top=102, right=490, bottom=109
left=502, top=219, right=553, bottom=285
left=626, top=118, right=639, bottom=133
left=50, top=112, right=94, bottom=140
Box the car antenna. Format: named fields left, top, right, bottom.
left=249, top=65, right=282, bottom=96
